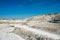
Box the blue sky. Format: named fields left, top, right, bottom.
left=0, top=0, right=60, bottom=19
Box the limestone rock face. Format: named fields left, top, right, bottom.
left=26, top=13, right=60, bottom=25
left=25, top=13, right=60, bottom=35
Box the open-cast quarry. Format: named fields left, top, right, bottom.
left=0, top=13, right=60, bottom=40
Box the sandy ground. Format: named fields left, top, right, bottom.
left=0, top=24, right=25, bottom=40
left=0, top=24, right=60, bottom=40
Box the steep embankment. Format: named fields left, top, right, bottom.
left=24, top=13, right=60, bottom=35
